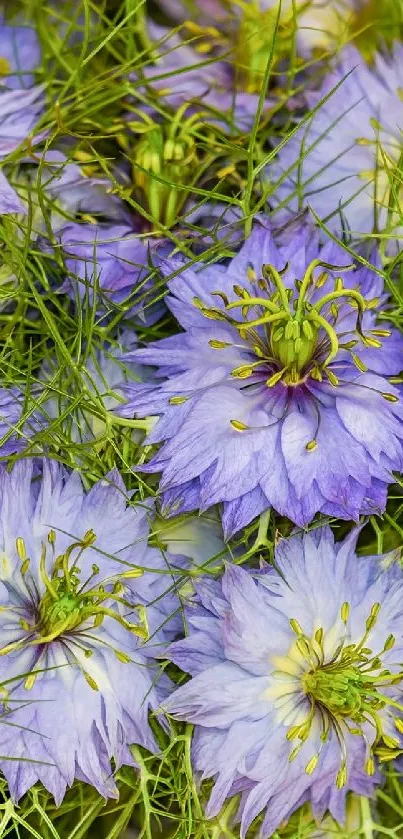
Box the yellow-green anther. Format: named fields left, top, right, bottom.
left=366, top=603, right=381, bottom=631
left=231, top=365, right=255, bottom=378
left=316, top=271, right=328, bottom=288
left=314, top=627, right=324, bottom=645
left=336, top=764, right=347, bottom=789
left=341, top=602, right=350, bottom=623
left=266, top=369, right=285, bottom=387
left=306, top=440, right=317, bottom=452
left=230, top=419, right=249, bottom=432
left=381, top=392, right=399, bottom=403
left=272, top=327, right=284, bottom=342
left=169, top=396, right=189, bottom=405
left=365, top=757, right=375, bottom=775
left=361, top=336, right=382, bottom=348
left=25, top=673, right=37, bottom=691
left=384, top=634, right=395, bottom=651
left=21, top=559, right=30, bottom=576
left=326, top=370, right=339, bottom=387
left=352, top=353, right=368, bottom=373
left=305, top=755, right=319, bottom=775
left=233, top=284, right=248, bottom=298
left=289, top=744, right=303, bottom=762
left=208, top=340, right=232, bottom=349
left=16, top=538, right=26, bottom=561
left=302, top=319, right=313, bottom=340
left=290, top=618, right=304, bottom=636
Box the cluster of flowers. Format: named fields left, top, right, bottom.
left=1, top=0, right=403, bottom=836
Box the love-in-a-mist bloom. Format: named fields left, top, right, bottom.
left=165, top=526, right=403, bottom=838
left=271, top=45, right=403, bottom=245
left=117, top=222, right=403, bottom=536
left=0, top=459, right=192, bottom=803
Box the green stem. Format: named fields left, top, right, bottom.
left=360, top=796, right=374, bottom=839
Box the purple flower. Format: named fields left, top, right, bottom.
left=0, top=85, right=44, bottom=214
left=0, top=22, right=40, bottom=89
left=0, top=459, right=210, bottom=803
left=117, top=221, right=403, bottom=536
left=59, top=222, right=164, bottom=324
left=164, top=526, right=403, bottom=837
left=270, top=45, right=403, bottom=245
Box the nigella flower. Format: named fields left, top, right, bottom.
left=0, top=21, right=41, bottom=89
left=164, top=526, right=403, bottom=837
left=0, top=85, right=44, bottom=214
left=117, top=221, right=403, bottom=536
left=271, top=45, right=403, bottom=245
left=59, top=222, right=164, bottom=325
left=0, top=459, right=202, bottom=803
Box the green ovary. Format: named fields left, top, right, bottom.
left=302, top=665, right=364, bottom=719
left=272, top=318, right=318, bottom=377
left=38, top=590, right=82, bottom=638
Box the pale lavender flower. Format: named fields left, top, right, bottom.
left=270, top=44, right=403, bottom=245
left=0, top=459, right=225, bottom=803
left=117, top=221, right=403, bottom=536
left=165, top=526, right=403, bottom=837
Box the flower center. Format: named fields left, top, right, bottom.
left=195, top=257, right=390, bottom=391
left=131, top=112, right=199, bottom=229
left=302, top=664, right=366, bottom=720
left=0, top=532, right=148, bottom=691
left=285, top=606, right=403, bottom=787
